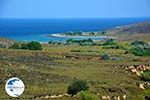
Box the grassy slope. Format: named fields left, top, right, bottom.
left=0, top=45, right=150, bottom=100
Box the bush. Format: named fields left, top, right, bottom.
left=9, top=41, right=42, bottom=50
left=80, top=91, right=99, bottom=100
left=27, top=41, right=42, bottom=50
left=141, top=70, right=150, bottom=81
left=9, top=43, right=20, bottom=49
left=103, top=39, right=116, bottom=45
left=71, top=50, right=81, bottom=52
left=48, top=41, right=61, bottom=45
left=103, top=45, right=121, bottom=49
left=129, top=41, right=150, bottom=56
left=129, top=46, right=150, bottom=56
left=101, top=31, right=106, bottom=35
left=21, top=43, right=29, bottom=49
left=66, top=38, right=94, bottom=46
left=67, top=80, right=89, bottom=96
left=101, top=53, right=110, bottom=60
left=65, top=32, right=82, bottom=36
left=131, top=40, right=148, bottom=47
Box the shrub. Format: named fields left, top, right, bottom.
left=101, top=53, right=110, bottom=60
left=65, top=32, right=82, bottom=36
left=103, top=39, right=116, bottom=45
left=71, top=50, right=81, bottom=52
left=101, top=31, right=106, bottom=35
left=66, top=38, right=94, bottom=46
left=129, top=46, right=150, bottom=56
left=74, top=32, right=82, bottom=36
left=131, top=40, right=148, bottom=47
left=67, top=80, right=89, bottom=96
left=129, top=41, right=150, bottom=56
left=65, top=32, right=74, bottom=36
left=21, top=43, right=29, bottom=49
left=80, top=91, right=99, bottom=100
left=9, top=43, right=20, bottom=49
left=48, top=41, right=61, bottom=45
left=27, top=41, right=42, bottom=50
left=66, top=39, right=74, bottom=44
left=48, top=41, right=53, bottom=44
left=103, top=45, right=120, bottom=49
left=89, top=32, right=95, bottom=36
left=9, top=41, right=42, bottom=50
left=141, top=70, right=150, bottom=81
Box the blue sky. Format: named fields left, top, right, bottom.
left=0, top=0, right=150, bottom=18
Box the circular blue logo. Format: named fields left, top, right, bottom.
left=5, top=77, right=25, bottom=97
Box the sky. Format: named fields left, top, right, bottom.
left=0, top=0, right=150, bottom=19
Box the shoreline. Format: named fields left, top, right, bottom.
left=48, top=33, right=117, bottom=40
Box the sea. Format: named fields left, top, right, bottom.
left=0, top=18, right=150, bottom=42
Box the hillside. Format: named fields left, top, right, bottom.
left=107, top=21, right=150, bottom=42
left=119, top=21, right=150, bottom=34
left=112, top=21, right=150, bottom=34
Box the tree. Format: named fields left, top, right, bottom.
left=27, top=41, right=42, bottom=50
left=67, top=80, right=89, bottom=96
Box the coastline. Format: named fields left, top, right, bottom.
left=48, top=32, right=117, bottom=40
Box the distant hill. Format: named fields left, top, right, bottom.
left=107, top=21, right=150, bottom=41
left=118, top=21, right=150, bottom=34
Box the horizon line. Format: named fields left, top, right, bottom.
left=1, top=16, right=150, bottom=20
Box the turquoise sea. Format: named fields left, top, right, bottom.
left=0, top=18, right=150, bottom=42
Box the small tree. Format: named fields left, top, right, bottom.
left=67, top=80, right=89, bottom=96
left=27, top=41, right=42, bottom=50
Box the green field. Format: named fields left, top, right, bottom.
left=0, top=41, right=150, bottom=100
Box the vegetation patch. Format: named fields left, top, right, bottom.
left=141, top=70, right=150, bottom=81
left=80, top=91, right=99, bottom=100
left=67, top=80, right=89, bottom=96
left=101, top=53, right=110, bottom=60
left=128, top=40, right=150, bottom=56
left=9, top=41, right=42, bottom=50
left=103, top=39, right=116, bottom=46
